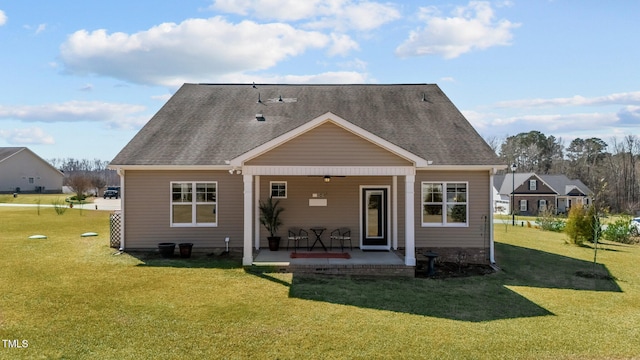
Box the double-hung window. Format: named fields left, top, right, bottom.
left=539, top=199, right=547, bottom=211
left=520, top=199, right=528, bottom=211
left=171, top=182, right=217, bottom=227
left=422, top=182, right=468, bottom=226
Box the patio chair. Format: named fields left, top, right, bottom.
left=329, top=227, right=352, bottom=252
left=287, top=227, right=309, bottom=252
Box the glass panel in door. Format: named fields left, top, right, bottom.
left=363, top=188, right=387, bottom=246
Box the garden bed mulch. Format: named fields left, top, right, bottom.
left=415, top=261, right=496, bottom=279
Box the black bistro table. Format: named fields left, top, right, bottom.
left=309, top=227, right=327, bottom=251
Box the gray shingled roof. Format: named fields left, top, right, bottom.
left=110, top=84, right=501, bottom=167
left=494, top=173, right=592, bottom=196
left=0, top=147, right=25, bottom=162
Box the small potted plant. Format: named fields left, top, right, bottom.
left=259, top=197, right=284, bottom=251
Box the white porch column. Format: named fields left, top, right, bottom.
left=404, top=175, right=416, bottom=266
left=392, top=176, right=398, bottom=250
left=254, top=176, right=261, bottom=250
left=242, top=174, right=254, bottom=266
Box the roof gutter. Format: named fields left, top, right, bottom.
left=107, top=164, right=231, bottom=171
left=417, top=164, right=507, bottom=171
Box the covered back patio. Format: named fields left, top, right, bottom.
left=252, top=247, right=415, bottom=277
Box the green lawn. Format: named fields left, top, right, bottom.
left=0, top=193, right=68, bottom=203
left=1, top=207, right=639, bottom=359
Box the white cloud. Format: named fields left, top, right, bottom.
left=151, top=94, right=173, bottom=102
left=495, top=91, right=640, bottom=108
left=213, top=70, right=370, bottom=84
left=0, top=10, right=6, bottom=26
left=23, top=23, right=47, bottom=34
left=336, top=58, right=368, bottom=71
left=464, top=106, right=634, bottom=141
left=0, top=127, right=55, bottom=145
left=211, top=0, right=321, bottom=20
left=617, top=105, right=640, bottom=125
left=305, top=1, right=402, bottom=32
left=395, top=1, right=519, bottom=58
left=35, top=23, right=46, bottom=34
left=327, top=33, right=359, bottom=56
left=0, top=101, right=147, bottom=129
left=211, top=0, right=400, bottom=31
left=500, top=112, right=615, bottom=131
left=60, top=17, right=329, bottom=87
left=276, top=71, right=369, bottom=84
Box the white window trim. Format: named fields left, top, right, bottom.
left=269, top=181, right=287, bottom=199
left=539, top=199, right=547, bottom=211
left=529, top=180, right=537, bottom=190
left=421, top=181, right=469, bottom=227
left=170, top=181, right=218, bottom=227
left=520, top=199, right=527, bottom=211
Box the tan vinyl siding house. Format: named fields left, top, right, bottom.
left=0, top=147, right=64, bottom=194
left=246, top=122, right=413, bottom=167
left=122, top=170, right=244, bottom=248
left=109, top=84, right=505, bottom=267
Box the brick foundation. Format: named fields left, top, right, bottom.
left=412, top=247, right=490, bottom=265
left=286, top=264, right=415, bottom=277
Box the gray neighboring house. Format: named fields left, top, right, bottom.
left=109, top=84, right=505, bottom=267
left=494, top=173, right=592, bottom=216
left=0, top=147, right=63, bottom=194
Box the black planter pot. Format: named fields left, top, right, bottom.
left=158, top=242, right=176, bottom=258
left=267, top=237, right=281, bottom=251
left=179, top=243, right=193, bottom=258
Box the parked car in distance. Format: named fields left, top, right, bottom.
left=104, top=186, right=120, bottom=199
left=630, top=217, right=640, bottom=236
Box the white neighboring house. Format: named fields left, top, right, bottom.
left=0, top=147, right=64, bottom=194
left=493, top=186, right=510, bottom=214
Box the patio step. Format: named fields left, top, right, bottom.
left=258, top=263, right=415, bottom=277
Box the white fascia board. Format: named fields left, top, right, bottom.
left=243, top=165, right=415, bottom=176
left=416, top=165, right=506, bottom=171
left=229, top=112, right=428, bottom=167
left=107, top=164, right=231, bottom=171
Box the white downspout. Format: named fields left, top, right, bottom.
left=489, top=170, right=495, bottom=264
left=117, top=168, right=125, bottom=251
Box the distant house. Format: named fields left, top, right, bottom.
left=493, top=185, right=510, bottom=215
left=109, top=84, right=505, bottom=267
left=0, top=147, right=64, bottom=194
left=494, top=173, right=592, bottom=216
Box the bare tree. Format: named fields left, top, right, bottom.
left=49, top=157, right=119, bottom=194
left=483, top=135, right=502, bottom=155
left=65, top=173, right=92, bottom=200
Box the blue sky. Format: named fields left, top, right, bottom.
left=1, top=1, right=638, bottom=161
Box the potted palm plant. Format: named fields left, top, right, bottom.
left=259, top=197, right=284, bottom=251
